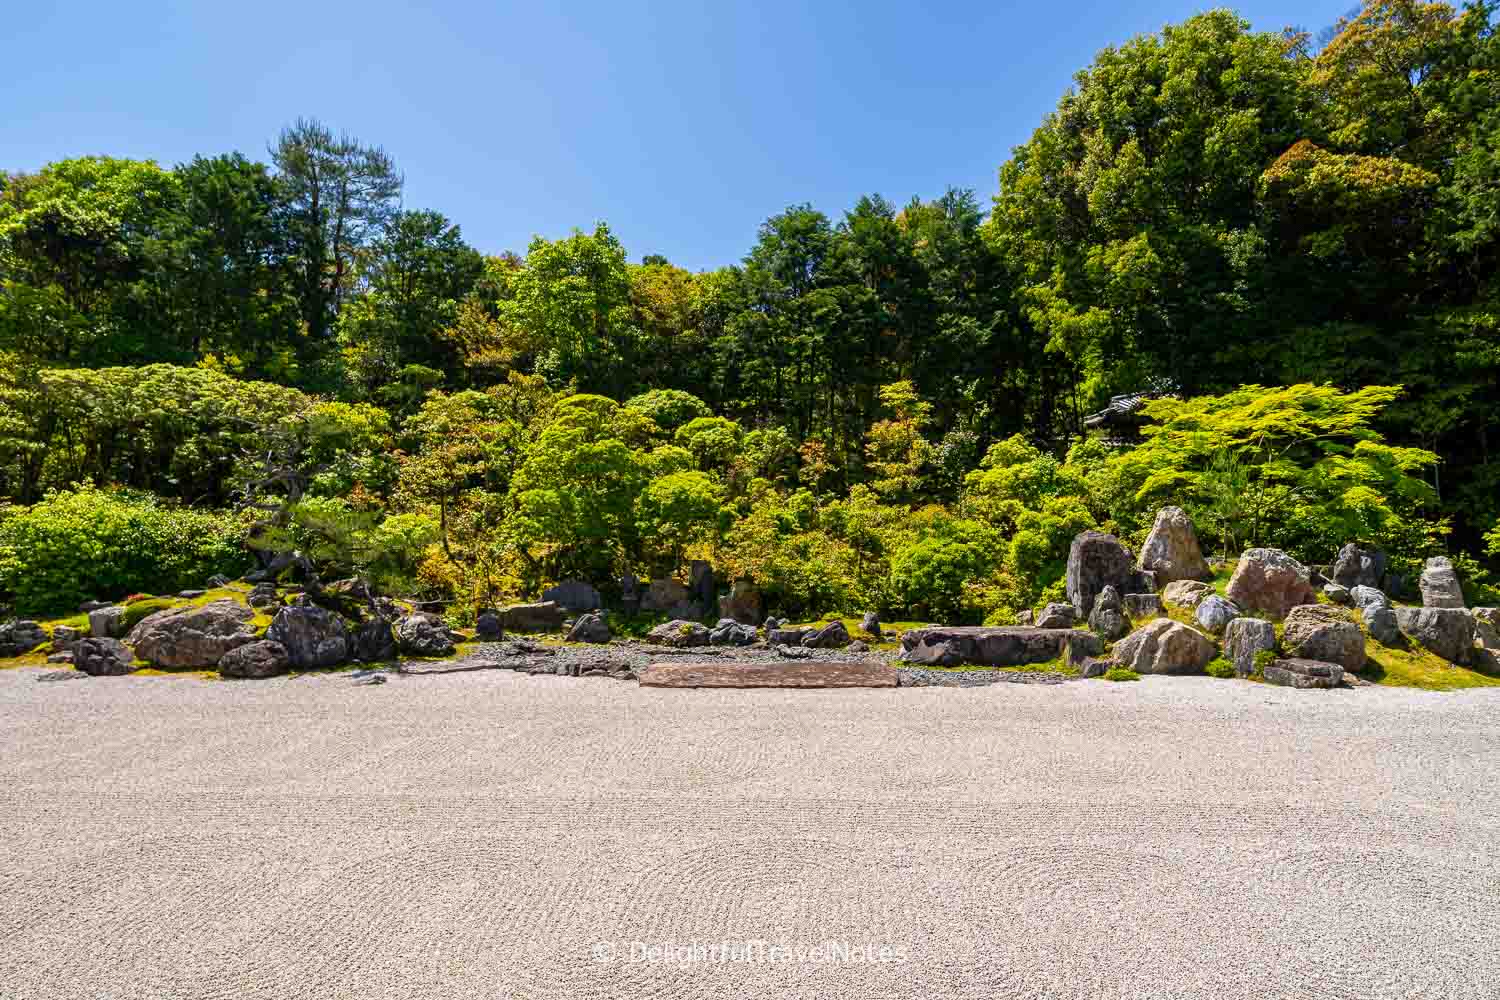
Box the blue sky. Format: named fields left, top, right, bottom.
left=6, top=1, right=1351, bottom=271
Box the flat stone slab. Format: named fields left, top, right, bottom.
left=899, top=626, right=1102, bottom=668
left=639, top=660, right=897, bottom=689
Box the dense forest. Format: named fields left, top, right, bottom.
left=2, top=1, right=1499, bottom=621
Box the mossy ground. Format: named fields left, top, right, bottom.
left=911, top=657, right=1079, bottom=677
left=1359, top=638, right=1500, bottom=691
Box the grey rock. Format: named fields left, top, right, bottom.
left=0, top=619, right=49, bottom=658
left=646, top=619, right=710, bottom=647
left=37, top=669, right=87, bottom=682
left=1163, top=580, right=1215, bottom=609
left=763, top=617, right=782, bottom=631
left=87, top=605, right=127, bottom=640
left=1089, top=587, right=1130, bottom=640
left=206, top=574, right=232, bottom=588
left=1472, top=608, right=1500, bottom=651
left=1395, top=606, right=1475, bottom=664
left=351, top=673, right=387, bottom=686
left=78, top=600, right=113, bottom=613
left=498, top=601, right=566, bottom=633
left=1036, top=602, right=1078, bottom=629
left=689, top=561, right=715, bottom=614
left=1079, top=656, right=1113, bottom=679
left=177, top=590, right=206, bottom=599
left=1350, top=585, right=1389, bottom=610
left=847, top=640, right=871, bottom=653
left=709, top=620, right=757, bottom=646
left=1223, top=618, right=1277, bottom=677
left=395, top=613, right=456, bottom=657
left=641, top=578, right=691, bottom=615
left=217, top=640, right=292, bottom=679
left=125, top=601, right=257, bottom=668
left=1264, top=657, right=1344, bottom=689
left=541, top=579, right=602, bottom=613
left=1330, top=543, right=1388, bottom=590
left=801, top=620, right=850, bottom=649
left=1282, top=605, right=1365, bottom=671
left=767, top=626, right=810, bottom=646
left=567, top=612, right=612, bottom=644
left=1137, top=506, right=1211, bottom=584
left=474, top=609, right=503, bottom=641
left=266, top=605, right=349, bottom=669
left=1122, top=593, right=1164, bottom=620
left=718, top=580, right=762, bottom=626
left=1226, top=548, right=1317, bottom=619
left=859, top=612, right=882, bottom=639
left=1362, top=605, right=1402, bottom=647
left=899, top=626, right=1102, bottom=668
left=51, top=625, right=84, bottom=650
left=1066, top=530, right=1150, bottom=618
left=71, top=637, right=135, bottom=676
left=349, top=619, right=397, bottom=662
left=1015, top=610, right=1034, bottom=626
left=47, top=651, right=74, bottom=664
left=1113, top=619, right=1217, bottom=675
left=1194, top=596, right=1241, bottom=635
left=1323, top=583, right=1352, bottom=606
left=1419, top=556, right=1465, bottom=609
left=247, top=584, right=281, bottom=611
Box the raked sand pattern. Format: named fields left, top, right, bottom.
left=1, top=667, right=1498, bottom=999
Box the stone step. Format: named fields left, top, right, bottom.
left=639, top=660, right=897, bottom=689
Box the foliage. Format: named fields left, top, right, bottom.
left=1205, top=657, right=1236, bottom=679
left=1102, top=667, right=1141, bottom=682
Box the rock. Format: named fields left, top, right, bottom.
left=898, top=626, right=1102, bottom=668
left=177, top=590, right=206, bottom=600
left=847, top=640, right=871, bottom=653
left=718, top=580, right=762, bottom=626
left=1282, top=605, right=1365, bottom=671
left=71, top=637, right=135, bottom=676
left=1088, top=586, right=1130, bottom=640
left=349, top=619, right=397, bottom=662
left=1394, top=607, right=1475, bottom=664
left=266, top=605, right=349, bottom=669
left=1330, top=543, right=1387, bottom=590
left=1194, top=596, right=1241, bottom=635
left=474, top=609, right=504, bottom=641
left=247, top=583, right=281, bottom=611
left=86, top=605, right=126, bottom=640
left=78, top=600, right=112, bottom=613
left=1015, top=610, right=1034, bottom=626
left=37, top=669, right=87, bottom=682
left=542, top=579, right=602, bottom=613
left=1350, top=585, right=1389, bottom=610
left=1079, top=656, right=1113, bottom=679
left=689, top=561, right=716, bottom=614
left=1066, top=531, right=1150, bottom=618
left=206, top=574, right=232, bottom=588
left=395, top=613, right=456, bottom=657
left=51, top=625, right=84, bottom=650
left=0, top=620, right=49, bottom=658
left=763, top=617, right=782, bottom=631
left=1264, top=657, right=1344, bottom=689
left=1472, top=608, right=1500, bottom=651
left=1362, top=605, right=1402, bottom=647
left=1122, top=593, right=1164, bottom=620
left=351, top=673, right=388, bottom=686
left=767, top=626, right=809, bottom=646
left=802, top=620, right=850, bottom=648
left=1137, top=506, right=1211, bottom=584
left=217, top=640, right=292, bottom=679
left=1225, top=548, right=1317, bottom=619
left=709, top=620, right=757, bottom=646
left=498, top=601, right=566, bottom=633
left=1113, top=619, right=1216, bottom=675
left=1036, top=603, right=1078, bottom=629
left=1223, top=618, right=1277, bottom=677
left=1419, top=556, right=1465, bottom=608
left=567, top=612, right=612, bottom=644
left=125, top=601, right=257, bottom=668
left=47, top=651, right=73, bottom=664
left=619, top=573, right=641, bottom=614
left=642, top=578, right=691, bottom=615
left=1163, top=580, right=1215, bottom=609
left=647, top=619, right=710, bottom=647
left=1323, top=583, right=1352, bottom=606
left=859, top=611, right=882, bottom=639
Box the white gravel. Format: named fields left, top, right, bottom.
left=1, top=666, right=1497, bottom=999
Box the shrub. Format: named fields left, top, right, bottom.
left=1252, top=647, right=1277, bottom=677
left=1205, top=657, right=1235, bottom=679
left=0, top=487, right=248, bottom=614
left=889, top=536, right=991, bottom=623
left=1103, top=666, right=1141, bottom=682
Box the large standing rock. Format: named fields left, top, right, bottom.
left=0, top=620, right=49, bottom=658
left=217, top=640, right=292, bottom=679
left=689, top=561, right=716, bottom=614
left=1066, top=531, right=1149, bottom=618
left=641, top=578, right=692, bottom=615
left=1163, top=580, right=1215, bottom=609
left=619, top=573, right=641, bottom=615
left=802, top=620, right=850, bottom=649
left=1122, top=594, right=1164, bottom=620
left=1225, top=549, right=1316, bottom=619
left=1362, top=605, right=1402, bottom=647
left=1137, top=506, right=1210, bottom=585
left=647, top=619, right=710, bottom=647
left=499, top=601, right=566, bottom=632
left=1472, top=608, right=1500, bottom=651
left=1194, top=596, right=1241, bottom=635
left=898, top=626, right=1101, bottom=668
left=266, top=605, right=349, bottom=669
left=567, top=612, right=611, bottom=644
left=1264, top=658, right=1344, bottom=689
left=125, top=601, right=257, bottom=668
left=1419, top=556, right=1465, bottom=608
left=87, top=605, right=127, bottom=639
left=349, top=619, right=397, bottom=662
left=542, top=579, right=602, bottom=613
left=1113, top=619, right=1217, bottom=675
left=1088, top=586, right=1130, bottom=641
left=1330, top=543, right=1387, bottom=590
left=474, top=609, right=503, bottom=641
left=1395, top=607, right=1475, bottom=664
left=1223, top=618, right=1277, bottom=678
left=860, top=612, right=883, bottom=639
left=395, top=613, right=456, bottom=657
left=717, top=580, right=762, bottom=626
left=1282, top=605, right=1366, bottom=671
left=71, top=637, right=136, bottom=676
left=1035, top=603, right=1078, bottom=629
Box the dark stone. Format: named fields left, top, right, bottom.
left=1264, top=657, right=1344, bottom=689
left=71, top=637, right=135, bottom=676
left=217, top=640, right=292, bottom=679
left=1330, top=543, right=1387, bottom=590
left=1066, top=531, right=1149, bottom=618
left=898, top=626, right=1102, bottom=668
left=349, top=619, right=397, bottom=662
left=475, top=609, right=504, bottom=641
left=709, top=619, right=757, bottom=646
left=802, top=620, right=851, bottom=648
left=646, top=619, right=710, bottom=647
left=542, top=579, right=602, bottom=613
left=567, top=612, right=612, bottom=644
left=395, top=613, right=456, bottom=657
left=767, top=626, right=810, bottom=646
left=498, top=601, right=566, bottom=632
left=266, top=605, right=349, bottom=669
left=0, top=620, right=49, bottom=658
left=859, top=612, right=882, bottom=638
left=689, top=561, right=716, bottom=614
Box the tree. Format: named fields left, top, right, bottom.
left=635, top=470, right=725, bottom=574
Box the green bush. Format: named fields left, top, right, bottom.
left=889, top=535, right=990, bottom=623
left=0, top=487, right=248, bottom=614
left=1205, top=657, right=1235, bottom=679
left=1103, top=666, right=1141, bottom=682
left=1252, top=648, right=1277, bottom=677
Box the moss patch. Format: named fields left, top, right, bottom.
left=1102, top=666, right=1141, bottom=681
left=1359, top=638, right=1500, bottom=691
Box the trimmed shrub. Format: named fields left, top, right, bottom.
left=1103, top=666, right=1141, bottom=682
left=1205, top=657, right=1236, bottom=679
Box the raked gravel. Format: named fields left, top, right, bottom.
left=2, top=665, right=1498, bottom=999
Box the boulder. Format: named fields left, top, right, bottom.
left=567, top=612, right=611, bottom=644
left=1113, top=619, right=1216, bottom=675
left=71, top=637, right=136, bottom=676
left=79, top=600, right=113, bottom=613
left=217, top=640, right=292, bottom=679
left=898, top=626, right=1102, bottom=668
left=689, top=561, right=716, bottom=613
left=1194, top=596, right=1240, bottom=635
left=498, top=601, right=566, bottom=633
left=1264, top=657, right=1344, bottom=689
left=619, top=573, right=641, bottom=615
left=709, top=619, right=757, bottom=647
left=1079, top=656, right=1113, bottom=679
left=1225, top=548, right=1317, bottom=619
left=247, top=583, right=282, bottom=611
left=125, top=601, right=257, bottom=668
left=1362, top=604, right=1402, bottom=647
left=51, top=625, right=84, bottom=650
left=1323, top=583, right=1352, bottom=606
left=1122, top=594, right=1164, bottom=620
left=802, top=620, right=850, bottom=649
left=1223, top=618, right=1277, bottom=677
left=1163, top=580, right=1215, bottom=609
left=642, top=578, right=691, bottom=615
left=1350, top=585, right=1389, bottom=611
left=1329, top=543, right=1388, bottom=590
left=1395, top=607, right=1475, bottom=664
left=86, top=605, right=127, bottom=639
left=0, top=620, right=49, bottom=658
left=1282, top=605, right=1365, bottom=671
left=1137, top=506, right=1211, bottom=584
left=1419, top=556, right=1465, bottom=609
left=1472, top=608, right=1500, bottom=651
left=1035, top=603, right=1078, bottom=629
left=717, top=580, right=762, bottom=626
left=541, top=579, right=602, bottom=613
left=349, top=619, right=397, bottom=662
left=767, top=626, right=809, bottom=646
left=859, top=611, right=883, bottom=639
left=47, top=651, right=74, bottom=664
left=474, top=609, right=503, bottom=641
left=266, top=605, right=349, bottom=669
left=1066, top=531, right=1150, bottom=618
left=1015, top=610, right=1034, bottom=626
left=395, top=613, right=456, bottom=657
left=647, top=619, right=710, bottom=647
left=1088, top=586, right=1130, bottom=640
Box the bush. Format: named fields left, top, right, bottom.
left=1103, top=667, right=1141, bottom=682
left=1205, top=657, right=1235, bottom=679
left=889, top=535, right=990, bottom=623
left=0, top=487, right=248, bottom=614
left=1252, top=647, right=1277, bottom=677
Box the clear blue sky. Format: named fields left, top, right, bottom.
left=6, top=1, right=1350, bottom=271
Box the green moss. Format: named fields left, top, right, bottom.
left=1358, top=638, right=1500, bottom=691
left=1102, top=666, right=1141, bottom=681
left=914, top=657, right=1079, bottom=677
left=120, top=598, right=181, bottom=631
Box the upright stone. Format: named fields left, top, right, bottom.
left=1066, top=531, right=1147, bottom=618
left=1225, top=548, right=1316, bottom=620
left=1330, top=543, right=1387, bottom=590
left=542, top=579, right=602, bottom=613
left=1137, top=506, right=1210, bottom=585
left=1223, top=618, right=1277, bottom=677
left=1394, top=607, right=1475, bottom=664
left=1089, top=586, right=1130, bottom=640
left=266, top=604, right=349, bottom=669
left=1419, top=556, right=1465, bottom=609
left=1282, top=604, right=1365, bottom=671
left=1112, top=619, right=1216, bottom=675
left=689, top=561, right=715, bottom=615
left=717, top=579, right=762, bottom=626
